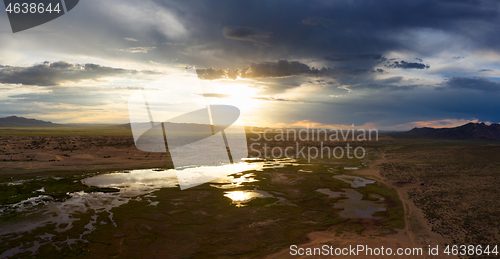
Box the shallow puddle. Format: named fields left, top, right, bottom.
left=316, top=188, right=345, bottom=198
left=223, top=190, right=274, bottom=207
left=316, top=184, right=386, bottom=219
left=210, top=173, right=259, bottom=189
left=82, top=169, right=179, bottom=195
left=333, top=188, right=386, bottom=219
left=333, top=175, right=376, bottom=187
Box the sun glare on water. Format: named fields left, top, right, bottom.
left=224, top=191, right=253, bottom=202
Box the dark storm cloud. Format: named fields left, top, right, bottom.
left=2, top=0, right=494, bottom=73
left=347, top=83, right=417, bottom=91
left=325, top=54, right=385, bottom=62
left=250, top=76, right=500, bottom=128
left=376, top=76, right=404, bottom=84
left=2, top=0, right=499, bottom=69
left=1, top=0, right=500, bottom=127
left=444, top=77, right=500, bottom=92
left=222, top=26, right=271, bottom=43
left=386, top=61, right=429, bottom=69
left=243, top=60, right=321, bottom=78
left=176, top=0, right=499, bottom=65
left=275, top=82, right=500, bottom=128
left=342, top=77, right=415, bottom=91
left=197, top=60, right=382, bottom=80
left=301, top=17, right=334, bottom=26
left=197, top=60, right=319, bottom=79
left=0, top=61, right=158, bottom=86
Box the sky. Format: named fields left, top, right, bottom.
left=0, top=0, right=500, bottom=130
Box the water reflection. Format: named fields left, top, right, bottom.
left=82, top=169, right=179, bottom=196
left=210, top=173, right=259, bottom=189
left=316, top=188, right=345, bottom=198
left=0, top=191, right=130, bottom=258
left=0, top=162, right=276, bottom=258
left=317, top=173, right=386, bottom=219
left=333, top=188, right=386, bottom=219
left=0, top=159, right=385, bottom=258
left=333, top=175, right=376, bottom=187
left=0, top=159, right=296, bottom=232
left=223, top=190, right=273, bottom=207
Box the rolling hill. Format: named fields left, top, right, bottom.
left=392, top=122, right=500, bottom=140
left=0, top=116, right=60, bottom=127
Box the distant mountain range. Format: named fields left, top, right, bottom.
left=391, top=122, right=500, bottom=140
left=0, top=116, right=60, bottom=127
left=0, top=116, right=122, bottom=127
left=1, top=116, right=499, bottom=140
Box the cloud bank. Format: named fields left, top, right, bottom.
left=0, top=61, right=158, bottom=86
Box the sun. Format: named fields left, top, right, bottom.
left=203, top=81, right=262, bottom=112
left=227, top=93, right=260, bottom=111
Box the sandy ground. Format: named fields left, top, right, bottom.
left=266, top=155, right=457, bottom=259
left=0, top=136, right=173, bottom=175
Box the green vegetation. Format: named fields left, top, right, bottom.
left=0, top=161, right=404, bottom=258
left=81, top=164, right=403, bottom=258
left=0, top=173, right=118, bottom=206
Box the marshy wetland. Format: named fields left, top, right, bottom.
left=2, top=131, right=499, bottom=258
left=0, top=155, right=404, bottom=258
